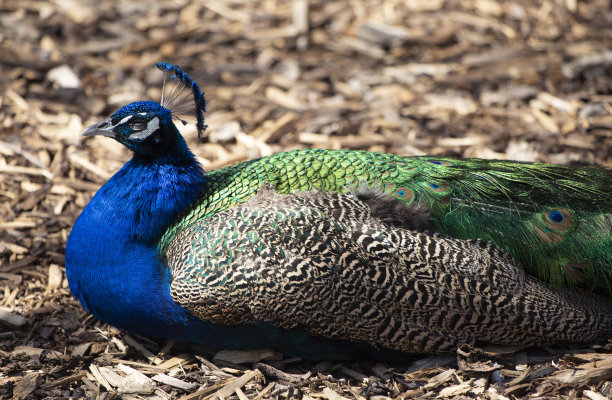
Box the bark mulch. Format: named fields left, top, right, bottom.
left=1, top=0, right=611, bottom=398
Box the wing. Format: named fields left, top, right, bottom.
left=160, top=150, right=612, bottom=291
left=164, top=186, right=612, bottom=354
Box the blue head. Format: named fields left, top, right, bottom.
left=81, top=63, right=206, bottom=159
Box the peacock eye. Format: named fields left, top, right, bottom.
left=129, top=118, right=148, bottom=131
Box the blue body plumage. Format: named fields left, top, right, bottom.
left=66, top=121, right=205, bottom=332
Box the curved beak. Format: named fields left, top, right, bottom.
left=80, top=118, right=116, bottom=138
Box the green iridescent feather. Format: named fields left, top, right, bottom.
left=159, top=148, right=612, bottom=293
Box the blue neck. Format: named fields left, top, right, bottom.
left=66, top=147, right=207, bottom=338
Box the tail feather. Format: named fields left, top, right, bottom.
left=400, top=157, right=612, bottom=290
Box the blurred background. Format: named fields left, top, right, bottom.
left=2, top=0, right=612, bottom=170
left=1, top=0, right=612, bottom=397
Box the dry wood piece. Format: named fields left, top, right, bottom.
left=12, top=372, right=41, bottom=400
left=115, top=363, right=157, bottom=394
left=256, top=362, right=311, bottom=383
left=109, top=359, right=167, bottom=374
left=177, top=381, right=228, bottom=400
left=584, top=389, right=609, bottom=400
left=42, top=372, right=88, bottom=390
left=551, top=355, right=612, bottom=386
left=424, top=369, right=457, bottom=391
left=322, top=386, right=352, bottom=400
left=89, top=364, right=113, bottom=392
left=45, top=263, right=63, bottom=292
left=0, top=307, right=27, bottom=327
left=11, top=345, right=63, bottom=360
left=251, top=112, right=297, bottom=143
left=438, top=382, right=472, bottom=398
left=335, top=365, right=369, bottom=382
left=216, top=370, right=260, bottom=399
left=0, top=165, right=53, bottom=179
left=213, top=349, right=282, bottom=364
left=152, top=373, right=198, bottom=391
left=157, top=353, right=194, bottom=370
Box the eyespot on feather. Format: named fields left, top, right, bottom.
left=562, top=262, right=589, bottom=281
left=394, top=187, right=414, bottom=201
left=543, top=209, right=574, bottom=231
left=426, top=182, right=448, bottom=193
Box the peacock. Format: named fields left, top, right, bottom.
left=65, top=63, right=612, bottom=360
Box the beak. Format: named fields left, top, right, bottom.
left=80, top=118, right=116, bottom=138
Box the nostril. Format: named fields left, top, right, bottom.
left=97, top=122, right=110, bottom=129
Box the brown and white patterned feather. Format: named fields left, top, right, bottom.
left=165, top=186, right=612, bottom=354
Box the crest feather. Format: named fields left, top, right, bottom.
left=155, top=62, right=207, bottom=138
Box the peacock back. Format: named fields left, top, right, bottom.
left=160, top=148, right=612, bottom=292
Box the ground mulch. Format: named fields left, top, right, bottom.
left=1, top=0, right=611, bottom=399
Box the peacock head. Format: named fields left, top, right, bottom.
left=80, top=63, right=206, bottom=157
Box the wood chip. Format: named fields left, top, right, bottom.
left=584, top=390, right=609, bottom=400
left=322, top=387, right=352, bottom=400
left=0, top=241, right=28, bottom=254
left=256, top=362, right=310, bottom=383
left=336, top=365, right=369, bottom=381
left=422, top=369, right=456, bottom=391
left=251, top=383, right=275, bottom=400
left=551, top=355, right=612, bottom=386
left=11, top=345, right=62, bottom=360
left=265, top=87, right=304, bottom=110
left=214, top=349, right=282, bottom=364
left=67, top=151, right=112, bottom=181
left=449, top=12, right=516, bottom=38
left=0, top=165, right=53, bottom=179
left=13, top=372, right=41, bottom=400
left=98, top=366, right=126, bottom=388
left=43, top=372, right=88, bottom=389
left=0, top=307, right=27, bottom=327
left=116, top=363, right=157, bottom=394
left=216, top=370, right=259, bottom=399
left=177, top=381, right=228, bottom=400
left=157, top=353, right=194, bottom=370
left=152, top=373, right=198, bottom=391
left=234, top=387, right=249, bottom=400
left=438, top=383, right=472, bottom=397
left=110, top=358, right=167, bottom=374
left=562, top=50, right=612, bottom=78
left=299, top=132, right=390, bottom=148
left=89, top=364, right=114, bottom=392
left=251, top=112, right=297, bottom=143
left=45, top=263, right=63, bottom=293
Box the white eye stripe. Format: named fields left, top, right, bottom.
left=117, top=112, right=149, bottom=126
left=130, top=117, right=160, bottom=140
left=117, top=115, right=134, bottom=125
